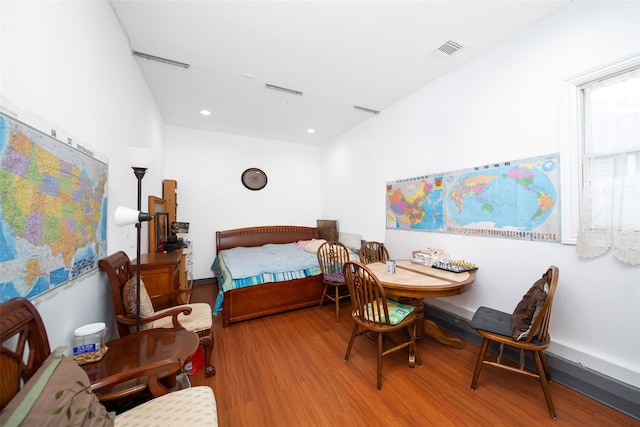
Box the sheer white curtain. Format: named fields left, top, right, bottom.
left=576, top=67, right=640, bottom=265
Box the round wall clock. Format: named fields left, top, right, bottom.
left=241, top=168, right=268, bottom=191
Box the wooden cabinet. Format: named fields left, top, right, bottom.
left=163, top=179, right=178, bottom=226
left=133, top=251, right=182, bottom=309
left=147, top=179, right=191, bottom=304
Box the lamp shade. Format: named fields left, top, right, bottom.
left=114, top=206, right=153, bottom=226
left=114, top=206, right=141, bottom=226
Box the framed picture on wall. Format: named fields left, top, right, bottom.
left=156, top=212, right=169, bottom=251
left=148, top=196, right=166, bottom=253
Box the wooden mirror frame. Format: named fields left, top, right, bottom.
left=148, top=196, right=166, bottom=253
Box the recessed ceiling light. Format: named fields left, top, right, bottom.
left=307, top=128, right=316, bottom=134
left=200, top=109, right=211, bottom=116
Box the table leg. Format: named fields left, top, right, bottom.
left=408, top=298, right=464, bottom=349
left=424, top=319, right=464, bottom=349
left=386, top=298, right=465, bottom=368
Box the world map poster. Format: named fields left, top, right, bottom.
left=0, top=114, right=108, bottom=302
left=386, top=153, right=560, bottom=242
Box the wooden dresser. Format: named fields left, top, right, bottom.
left=133, top=251, right=182, bottom=309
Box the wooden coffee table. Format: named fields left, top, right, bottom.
left=81, top=328, right=199, bottom=401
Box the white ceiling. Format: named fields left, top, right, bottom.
left=110, top=0, right=570, bottom=145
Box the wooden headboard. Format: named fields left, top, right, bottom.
left=216, top=225, right=319, bottom=254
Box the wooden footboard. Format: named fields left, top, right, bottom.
left=216, top=225, right=325, bottom=327
left=221, top=275, right=324, bottom=327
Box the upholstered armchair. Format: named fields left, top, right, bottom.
left=99, top=251, right=215, bottom=377
left=0, top=297, right=218, bottom=426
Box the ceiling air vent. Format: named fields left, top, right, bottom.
left=433, top=39, right=464, bottom=58
left=354, top=105, right=380, bottom=115
left=265, top=84, right=303, bottom=96
left=132, top=51, right=190, bottom=69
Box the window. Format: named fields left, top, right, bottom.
left=563, top=54, right=640, bottom=265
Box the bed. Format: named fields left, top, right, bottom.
left=212, top=225, right=326, bottom=327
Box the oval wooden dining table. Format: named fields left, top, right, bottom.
left=365, top=260, right=476, bottom=352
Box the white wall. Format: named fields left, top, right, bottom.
left=163, top=126, right=323, bottom=279
left=1, top=1, right=164, bottom=348
left=322, top=1, right=640, bottom=388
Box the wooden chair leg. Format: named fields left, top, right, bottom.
left=533, top=350, right=557, bottom=419
left=408, top=323, right=422, bottom=367
left=334, top=286, right=340, bottom=322
left=538, top=349, right=552, bottom=381
left=377, top=331, right=383, bottom=389
left=471, top=338, right=490, bottom=389
left=199, top=334, right=215, bottom=377
left=345, top=323, right=359, bottom=361
left=318, top=284, right=329, bottom=308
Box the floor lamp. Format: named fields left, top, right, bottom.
left=114, top=166, right=153, bottom=332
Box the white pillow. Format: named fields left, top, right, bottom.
left=302, top=239, right=327, bottom=254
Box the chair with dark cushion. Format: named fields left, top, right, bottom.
left=343, top=261, right=421, bottom=389
left=316, top=241, right=351, bottom=321
left=99, top=251, right=215, bottom=377
left=470, top=266, right=560, bottom=419
left=358, top=241, right=390, bottom=264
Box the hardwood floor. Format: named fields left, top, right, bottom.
left=189, top=282, right=638, bottom=426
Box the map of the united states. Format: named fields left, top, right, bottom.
left=0, top=115, right=107, bottom=302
